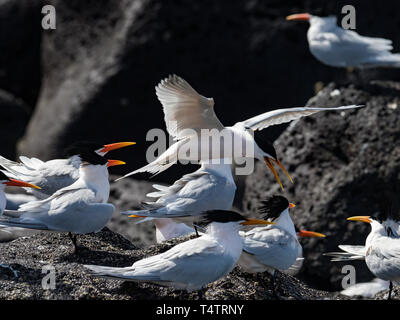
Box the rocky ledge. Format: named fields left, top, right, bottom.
left=0, top=228, right=344, bottom=300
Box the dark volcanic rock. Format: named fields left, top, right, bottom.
left=0, top=90, right=31, bottom=159
left=0, top=0, right=42, bottom=106
left=21, top=0, right=400, bottom=182
left=243, top=80, right=400, bottom=291
left=107, top=175, right=158, bottom=247
left=0, top=228, right=342, bottom=300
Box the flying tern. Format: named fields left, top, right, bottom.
left=326, top=213, right=400, bottom=299
left=121, top=161, right=236, bottom=242
left=238, top=196, right=325, bottom=275
left=0, top=141, right=135, bottom=199
left=0, top=149, right=125, bottom=251
left=286, top=13, right=400, bottom=68
left=84, top=210, right=274, bottom=291
left=117, top=74, right=363, bottom=190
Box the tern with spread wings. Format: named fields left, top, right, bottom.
left=117, top=75, right=363, bottom=190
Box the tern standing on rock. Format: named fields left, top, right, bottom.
left=0, top=150, right=125, bottom=251
left=85, top=211, right=274, bottom=291
left=117, top=74, right=363, bottom=190
left=121, top=161, right=236, bottom=242
left=327, top=213, right=400, bottom=299
left=238, top=196, right=325, bottom=275
left=0, top=141, right=135, bottom=200
left=286, top=13, right=400, bottom=68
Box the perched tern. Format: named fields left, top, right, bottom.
left=0, top=141, right=135, bottom=199
left=117, top=74, right=363, bottom=190
left=0, top=150, right=125, bottom=251
left=327, top=213, right=400, bottom=299
left=121, top=161, right=236, bottom=242
left=84, top=210, right=274, bottom=291
left=238, top=196, right=325, bottom=274
left=286, top=13, right=400, bottom=68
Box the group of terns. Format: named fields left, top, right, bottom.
left=0, top=11, right=398, bottom=298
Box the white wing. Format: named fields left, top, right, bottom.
left=239, top=105, right=363, bottom=131
left=323, top=244, right=366, bottom=262
left=242, top=227, right=299, bottom=270
left=156, top=74, right=225, bottom=140
left=85, top=236, right=235, bottom=289
left=123, top=166, right=235, bottom=218
left=339, top=245, right=366, bottom=257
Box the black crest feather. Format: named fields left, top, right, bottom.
left=259, top=196, right=289, bottom=220
left=64, top=142, right=107, bottom=166
left=200, top=210, right=247, bottom=224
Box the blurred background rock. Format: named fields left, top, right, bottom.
left=1, top=0, right=400, bottom=293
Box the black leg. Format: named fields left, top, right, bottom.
left=388, top=281, right=393, bottom=300
left=194, top=225, right=199, bottom=237
left=68, top=232, right=79, bottom=253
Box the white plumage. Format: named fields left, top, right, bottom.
left=85, top=212, right=271, bottom=291
left=287, top=13, right=400, bottom=68
left=117, top=75, right=363, bottom=182
left=0, top=164, right=114, bottom=235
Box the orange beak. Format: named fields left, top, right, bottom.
left=289, top=203, right=296, bottom=209
left=4, top=179, right=41, bottom=189
left=347, top=216, right=371, bottom=224
left=241, top=218, right=275, bottom=226
left=297, top=230, right=326, bottom=238
left=286, top=13, right=311, bottom=21
left=107, top=159, right=126, bottom=167
left=128, top=214, right=146, bottom=218
left=264, top=157, right=293, bottom=191
left=100, top=142, right=136, bottom=153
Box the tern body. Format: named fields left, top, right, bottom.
left=237, top=196, right=325, bottom=274
left=123, top=162, right=236, bottom=240
left=0, top=156, right=118, bottom=235
left=326, top=214, right=400, bottom=299
left=85, top=211, right=273, bottom=291
left=118, top=74, right=362, bottom=190
left=238, top=208, right=300, bottom=274
left=287, top=13, right=400, bottom=68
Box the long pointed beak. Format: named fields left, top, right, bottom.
left=297, top=230, right=326, bottom=238
left=107, top=159, right=126, bottom=167
left=286, top=13, right=310, bottom=21
left=101, top=142, right=136, bottom=153
left=128, top=214, right=146, bottom=218
left=241, top=218, right=275, bottom=226
left=276, top=159, right=293, bottom=184
left=347, top=216, right=371, bottom=224
left=265, top=157, right=284, bottom=191
left=4, top=179, right=41, bottom=189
